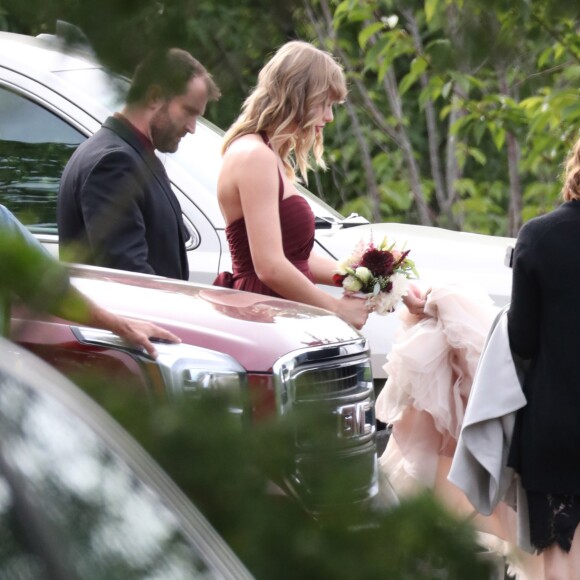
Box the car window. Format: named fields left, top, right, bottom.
left=0, top=86, right=84, bottom=233
left=0, top=370, right=221, bottom=579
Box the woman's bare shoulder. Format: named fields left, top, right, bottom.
left=219, top=133, right=279, bottom=203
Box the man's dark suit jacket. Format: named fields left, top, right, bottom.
left=507, top=200, right=580, bottom=493
left=57, top=116, right=189, bottom=280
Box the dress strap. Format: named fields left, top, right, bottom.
left=259, top=131, right=284, bottom=201
left=259, top=130, right=270, bottom=147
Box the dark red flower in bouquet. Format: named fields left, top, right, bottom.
left=334, top=236, right=417, bottom=315
left=361, top=248, right=394, bottom=277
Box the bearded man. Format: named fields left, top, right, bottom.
left=58, top=48, right=220, bottom=279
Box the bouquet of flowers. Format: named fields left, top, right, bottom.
left=332, top=236, right=418, bottom=315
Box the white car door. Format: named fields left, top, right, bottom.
left=0, top=66, right=222, bottom=284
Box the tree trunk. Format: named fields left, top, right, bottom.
left=344, top=99, right=382, bottom=222
left=444, top=96, right=461, bottom=224
left=498, top=71, right=523, bottom=236
left=402, top=8, right=454, bottom=226
left=382, top=67, right=433, bottom=225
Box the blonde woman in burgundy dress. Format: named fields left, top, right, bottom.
left=215, top=40, right=426, bottom=328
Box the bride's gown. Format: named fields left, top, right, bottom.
left=376, top=285, right=544, bottom=579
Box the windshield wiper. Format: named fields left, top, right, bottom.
left=339, top=213, right=369, bottom=228
left=315, top=213, right=369, bottom=230
left=314, top=216, right=336, bottom=229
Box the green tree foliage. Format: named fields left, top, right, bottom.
left=82, top=377, right=491, bottom=579
left=300, top=0, right=580, bottom=235
left=2, top=0, right=579, bottom=232
left=0, top=0, right=297, bottom=128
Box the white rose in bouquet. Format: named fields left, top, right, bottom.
left=343, top=275, right=363, bottom=293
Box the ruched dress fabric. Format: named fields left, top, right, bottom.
left=224, top=136, right=315, bottom=297
left=226, top=195, right=315, bottom=296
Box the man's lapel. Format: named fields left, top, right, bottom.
left=102, top=116, right=185, bottom=232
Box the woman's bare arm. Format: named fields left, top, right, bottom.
left=308, top=252, right=339, bottom=285
left=221, top=141, right=368, bottom=329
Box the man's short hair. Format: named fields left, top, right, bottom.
left=126, top=48, right=220, bottom=104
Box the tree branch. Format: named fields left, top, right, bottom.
left=401, top=8, right=452, bottom=224
left=498, top=69, right=523, bottom=236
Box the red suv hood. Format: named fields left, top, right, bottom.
left=67, top=265, right=362, bottom=373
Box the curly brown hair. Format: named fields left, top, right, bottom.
left=562, top=138, right=580, bottom=201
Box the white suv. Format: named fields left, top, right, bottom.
left=0, top=29, right=515, bottom=379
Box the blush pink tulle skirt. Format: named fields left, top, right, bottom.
left=376, top=284, right=545, bottom=579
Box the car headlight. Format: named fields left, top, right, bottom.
left=72, top=327, right=247, bottom=404
left=154, top=343, right=246, bottom=400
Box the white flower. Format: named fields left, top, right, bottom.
left=372, top=292, right=397, bottom=315
left=371, top=273, right=409, bottom=315
left=343, top=275, right=363, bottom=293
left=336, top=256, right=358, bottom=275
left=390, top=272, right=410, bottom=299
left=335, top=256, right=353, bottom=276
left=354, top=266, right=373, bottom=283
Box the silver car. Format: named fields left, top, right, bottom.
left=0, top=29, right=515, bottom=380
left=0, top=337, right=253, bottom=579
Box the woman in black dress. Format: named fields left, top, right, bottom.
left=508, top=136, right=580, bottom=577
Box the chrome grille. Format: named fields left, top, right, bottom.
left=292, top=362, right=366, bottom=401
left=272, top=339, right=375, bottom=446
left=272, top=339, right=378, bottom=507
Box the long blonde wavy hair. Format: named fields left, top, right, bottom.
left=222, top=40, right=347, bottom=184
left=562, top=137, right=580, bottom=201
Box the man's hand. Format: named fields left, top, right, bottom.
left=110, top=316, right=181, bottom=359
left=82, top=296, right=180, bottom=359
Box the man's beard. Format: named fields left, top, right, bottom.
left=151, top=108, right=181, bottom=153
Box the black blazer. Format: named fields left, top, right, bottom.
left=57, top=116, right=189, bottom=280
left=508, top=200, right=580, bottom=493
